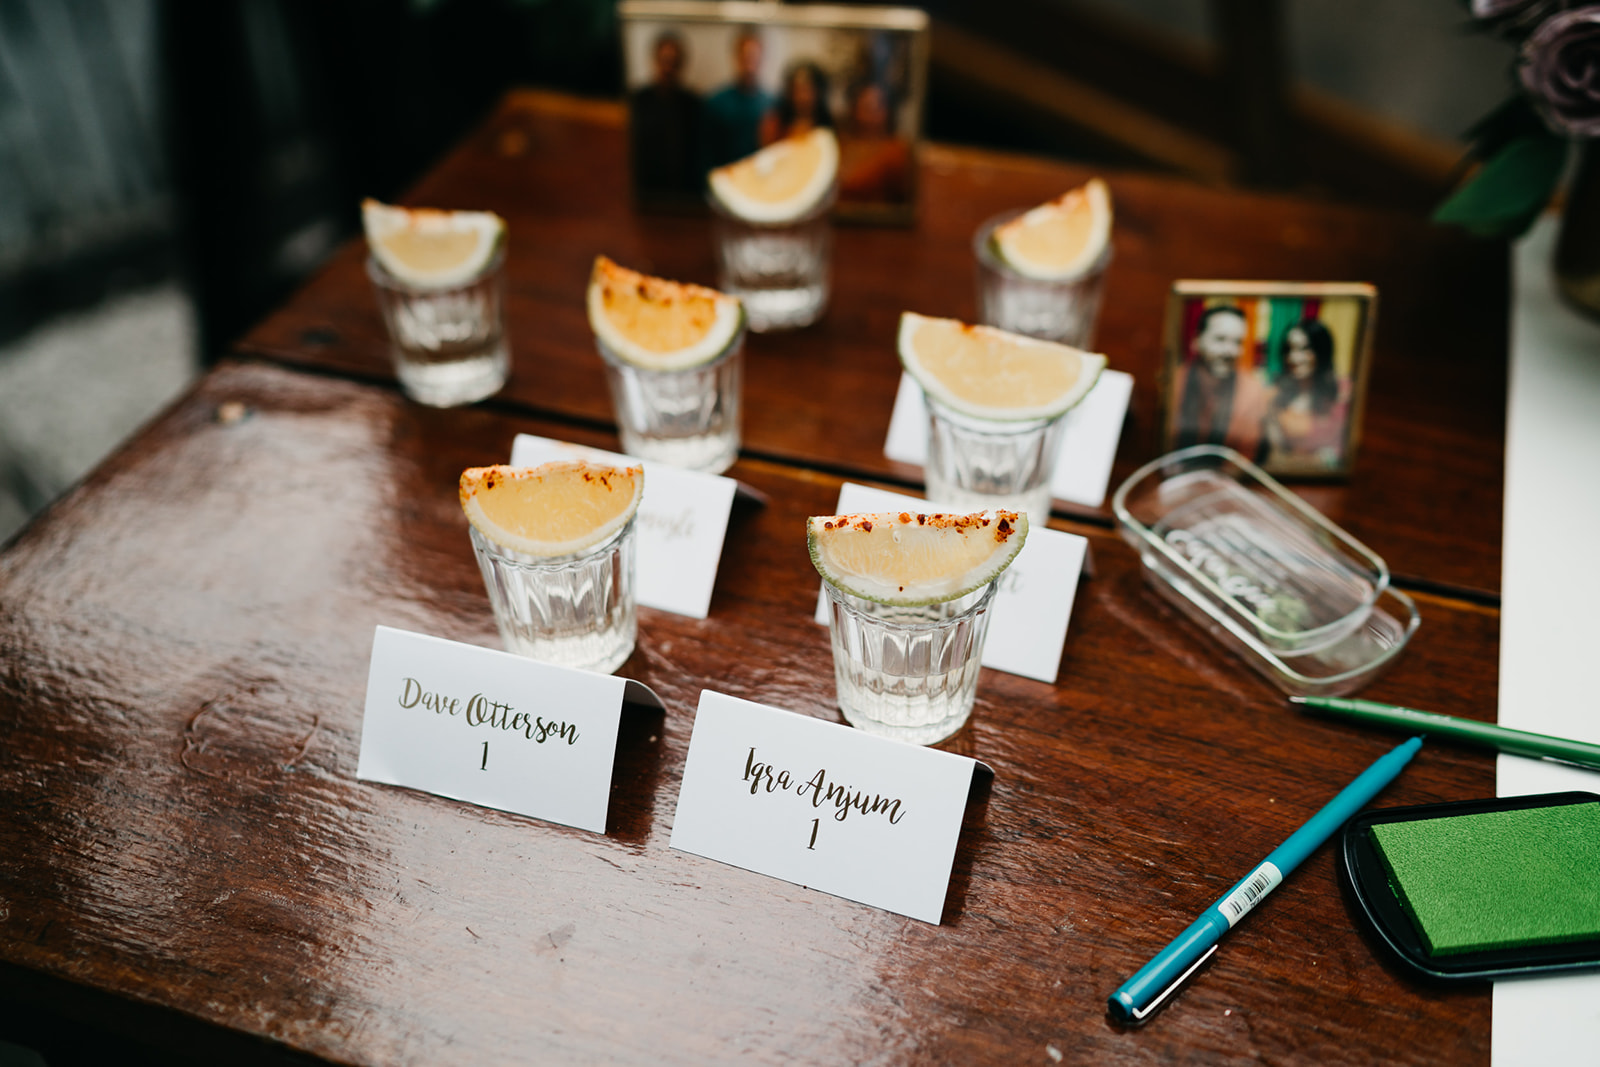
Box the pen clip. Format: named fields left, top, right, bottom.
left=1129, top=944, right=1218, bottom=1023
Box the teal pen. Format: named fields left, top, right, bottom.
left=1107, top=736, right=1422, bottom=1024
left=1292, top=695, right=1600, bottom=771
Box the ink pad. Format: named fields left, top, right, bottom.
left=1339, top=792, right=1600, bottom=981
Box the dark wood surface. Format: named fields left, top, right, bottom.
left=236, top=90, right=1509, bottom=599
left=0, top=360, right=1500, bottom=1065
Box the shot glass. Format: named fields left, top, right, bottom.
left=467, top=520, right=637, bottom=674
left=922, top=394, right=1067, bottom=523
left=595, top=330, right=744, bottom=475
left=822, top=579, right=999, bottom=745
left=974, top=210, right=1109, bottom=347
left=710, top=193, right=833, bottom=332
left=367, top=247, right=509, bottom=407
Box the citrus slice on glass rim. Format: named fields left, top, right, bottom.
left=459, top=460, right=644, bottom=557
left=709, top=127, right=839, bottom=224
left=586, top=256, right=744, bottom=372
left=990, top=178, right=1112, bottom=281
left=807, top=510, right=1028, bottom=606
left=362, top=198, right=506, bottom=289
left=897, top=311, right=1107, bottom=421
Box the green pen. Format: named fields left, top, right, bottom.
left=1292, top=696, right=1600, bottom=772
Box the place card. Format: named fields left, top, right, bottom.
left=670, top=690, right=985, bottom=924
left=813, top=483, right=1087, bottom=684
left=883, top=368, right=1134, bottom=509
left=356, top=626, right=663, bottom=833
left=509, top=434, right=738, bottom=619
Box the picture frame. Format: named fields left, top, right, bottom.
left=1159, top=281, right=1379, bottom=478
left=617, top=0, right=929, bottom=224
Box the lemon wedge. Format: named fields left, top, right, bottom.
left=709, top=128, right=839, bottom=224
left=991, top=178, right=1112, bottom=280
left=808, top=510, right=1027, bottom=606
left=586, top=256, right=744, bottom=372
left=459, top=461, right=643, bottom=558
left=363, top=198, right=506, bottom=289
left=897, top=311, right=1107, bottom=422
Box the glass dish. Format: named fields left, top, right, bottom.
left=1112, top=445, right=1418, bottom=696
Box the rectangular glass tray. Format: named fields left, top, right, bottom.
left=1112, top=446, right=1419, bottom=696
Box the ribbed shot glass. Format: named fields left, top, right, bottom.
left=468, top=519, right=637, bottom=674
left=822, top=580, right=999, bottom=745
left=367, top=246, right=509, bottom=407
left=974, top=210, right=1109, bottom=348
left=595, top=330, right=744, bottom=475
left=922, top=394, right=1068, bottom=524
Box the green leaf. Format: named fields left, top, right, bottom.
left=1434, top=132, right=1568, bottom=238
left=1461, top=96, right=1547, bottom=162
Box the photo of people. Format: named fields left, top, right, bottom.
left=759, top=61, right=833, bottom=146
left=629, top=31, right=703, bottom=201
left=1162, top=282, right=1377, bottom=477
left=704, top=29, right=772, bottom=168
left=619, top=2, right=927, bottom=221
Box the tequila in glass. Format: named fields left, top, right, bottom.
left=595, top=331, right=744, bottom=474
left=823, top=580, right=998, bottom=745
left=710, top=195, right=833, bottom=333
left=922, top=395, right=1068, bottom=524
left=974, top=210, right=1109, bottom=347
left=468, top=520, right=637, bottom=674
left=367, top=248, right=509, bottom=407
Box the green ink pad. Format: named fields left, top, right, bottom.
left=1339, top=792, right=1600, bottom=981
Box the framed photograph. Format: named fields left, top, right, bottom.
left=617, top=0, right=929, bottom=223
left=1160, top=281, right=1378, bottom=477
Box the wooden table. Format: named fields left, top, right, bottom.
left=239, top=91, right=1508, bottom=600
left=1, top=92, right=1508, bottom=1065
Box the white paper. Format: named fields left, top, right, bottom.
left=510, top=434, right=738, bottom=619
left=812, top=482, right=1087, bottom=684
left=669, top=690, right=979, bottom=923
left=1493, top=215, right=1600, bottom=1066
left=883, top=369, right=1134, bottom=509
left=356, top=626, right=626, bottom=833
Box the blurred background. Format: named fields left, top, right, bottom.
left=0, top=0, right=1513, bottom=545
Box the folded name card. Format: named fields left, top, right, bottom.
left=883, top=369, right=1134, bottom=509
left=509, top=433, right=738, bottom=620
left=813, top=483, right=1087, bottom=684
left=356, top=626, right=662, bottom=833
left=670, top=690, right=986, bottom=924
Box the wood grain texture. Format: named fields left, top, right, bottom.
left=0, top=361, right=1497, bottom=1065
left=235, top=90, right=1509, bottom=599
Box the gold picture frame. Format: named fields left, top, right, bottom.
left=618, top=0, right=929, bottom=224
left=1160, top=280, right=1379, bottom=478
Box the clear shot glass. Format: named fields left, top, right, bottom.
left=467, top=519, right=637, bottom=675
left=974, top=210, right=1110, bottom=348
left=366, top=247, right=510, bottom=407
left=822, top=580, right=999, bottom=746
left=595, top=330, right=744, bottom=475
left=922, top=394, right=1068, bottom=523
left=710, top=194, right=833, bottom=332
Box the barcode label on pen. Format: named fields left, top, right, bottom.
left=1219, top=862, right=1283, bottom=927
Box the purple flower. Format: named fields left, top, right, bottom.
left=1519, top=6, right=1600, bottom=137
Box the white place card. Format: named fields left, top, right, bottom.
left=356, top=626, right=662, bottom=833
left=509, top=434, right=738, bottom=619
left=670, top=690, right=984, bottom=924
left=883, top=368, right=1134, bottom=509
left=813, top=483, right=1087, bottom=684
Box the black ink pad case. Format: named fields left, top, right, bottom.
left=1339, top=792, right=1600, bottom=981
